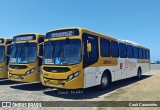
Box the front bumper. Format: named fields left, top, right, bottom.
left=0, top=70, right=7, bottom=78
left=41, top=74, right=84, bottom=89
left=8, top=72, right=40, bottom=82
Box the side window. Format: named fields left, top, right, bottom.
left=111, top=41, right=119, bottom=58
left=146, top=50, right=148, bottom=59
left=147, top=50, right=150, bottom=59
left=143, top=49, right=146, bottom=59
left=138, top=48, right=143, bottom=59
left=119, top=43, right=127, bottom=58
left=100, top=38, right=110, bottom=57
left=38, top=37, right=44, bottom=43
left=133, top=47, right=138, bottom=58
left=127, top=45, right=133, bottom=58
left=82, top=33, right=98, bottom=68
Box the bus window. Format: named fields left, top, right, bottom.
left=100, top=38, right=110, bottom=57
left=119, top=43, right=127, bottom=58
left=111, top=41, right=119, bottom=58
left=143, top=49, right=146, bottom=59
left=133, top=47, right=138, bottom=58
left=0, top=46, right=5, bottom=62
left=127, top=45, right=133, bottom=58
left=146, top=50, right=150, bottom=59
left=138, top=48, right=143, bottom=59
left=142, top=49, right=146, bottom=59
left=6, top=41, right=12, bottom=45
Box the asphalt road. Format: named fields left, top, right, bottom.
left=0, top=64, right=159, bottom=110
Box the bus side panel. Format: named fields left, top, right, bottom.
left=124, top=59, right=137, bottom=78
left=84, top=59, right=150, bottom=88
left=137, top=59, right=150, bottom=74
left=0, top=62, right=8, bottom=78
left=84, top=67, right=99, bottom=88
left=84, top=66, right=114, bottom=88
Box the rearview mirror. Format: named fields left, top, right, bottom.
left=6, top=44, right=12, bottom=56
left=38, top=42, right=44, bottom=58
left=87, top=42, right=91, bottom=53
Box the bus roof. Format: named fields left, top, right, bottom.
left=15, top=33, right=44, bottom=36
left=47, top=27, right=150, bottom=50
left=118, top=40, right=150, bottom=50
left=47, top=27, right=117, bottom=41
left=0, top=38, right=12, bottom=40
left=47, top=27, right=83, bottom=33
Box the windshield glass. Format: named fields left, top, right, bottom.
left=9, top=42, right=37, bottom=64
left=0, top=46, right=5, bottom=62
left=43, top=39, right=81, bottom=65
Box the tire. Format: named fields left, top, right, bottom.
left=99, top=73, right=110, bottom=90
left=136, top=68, right=142, bottom=79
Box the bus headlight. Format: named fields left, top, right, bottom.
left=67, top=71, right=80, bottom=82
left=26, top=71, right=31, bottom=75
left=0, top=67, right=3, bottom=71
left=30, top=68, right=35, bottom=73
left=25, top=68, right=35, bottom=75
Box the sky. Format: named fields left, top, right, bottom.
left=0, top=0, right=160, bottom=61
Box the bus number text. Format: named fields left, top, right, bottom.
left=103, top=60, right=111, bottom=64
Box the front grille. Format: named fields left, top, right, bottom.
left=44, top=77, right=66, bottom=80
left=43, top=67, right=70, bottom=73
left=9, top=65, right=28, bottom=69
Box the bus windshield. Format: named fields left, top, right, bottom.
left=0, top=46, right=5, bottom=62
left=9, top=42, right=37, bottom=64
left=43, top=39, right=81, bottom=65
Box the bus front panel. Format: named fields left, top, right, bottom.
left=0, top=62, right=8, bottom=78
left=8, top=34, right=43, bottom=82
left=8, top=62, right=40, bottom=82
left=41, top=65, right=84, bottom=89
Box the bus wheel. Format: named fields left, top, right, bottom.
left=136, top=68, right=142, bottom=79
left=99, top=74, right=110, bottom=90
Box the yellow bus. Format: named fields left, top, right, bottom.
left=0, top=38, right=12, bottom=78
left=40, top=28, right=150, bottom=89
left=8, top=33, right=44, bottom=82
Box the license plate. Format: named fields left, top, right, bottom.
left=12, top=75, right=20, bottom=79
left=49, top=80, right=59, bottom=85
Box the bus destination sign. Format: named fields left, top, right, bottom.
left=46, top=29, right=79, bottom=39
left=13, top=34, right=36, bottom=42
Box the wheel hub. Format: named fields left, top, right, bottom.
left=102, top=77, right=108, bottom=86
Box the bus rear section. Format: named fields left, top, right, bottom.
left=8, top=34, right=44, bottom=82
left=0, top=38, right=12, bottom=78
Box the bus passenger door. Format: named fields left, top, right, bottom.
left=82, top=33, right=99, bottom=88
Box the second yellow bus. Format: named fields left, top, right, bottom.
left=8, top=33, right=44, bottom=82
